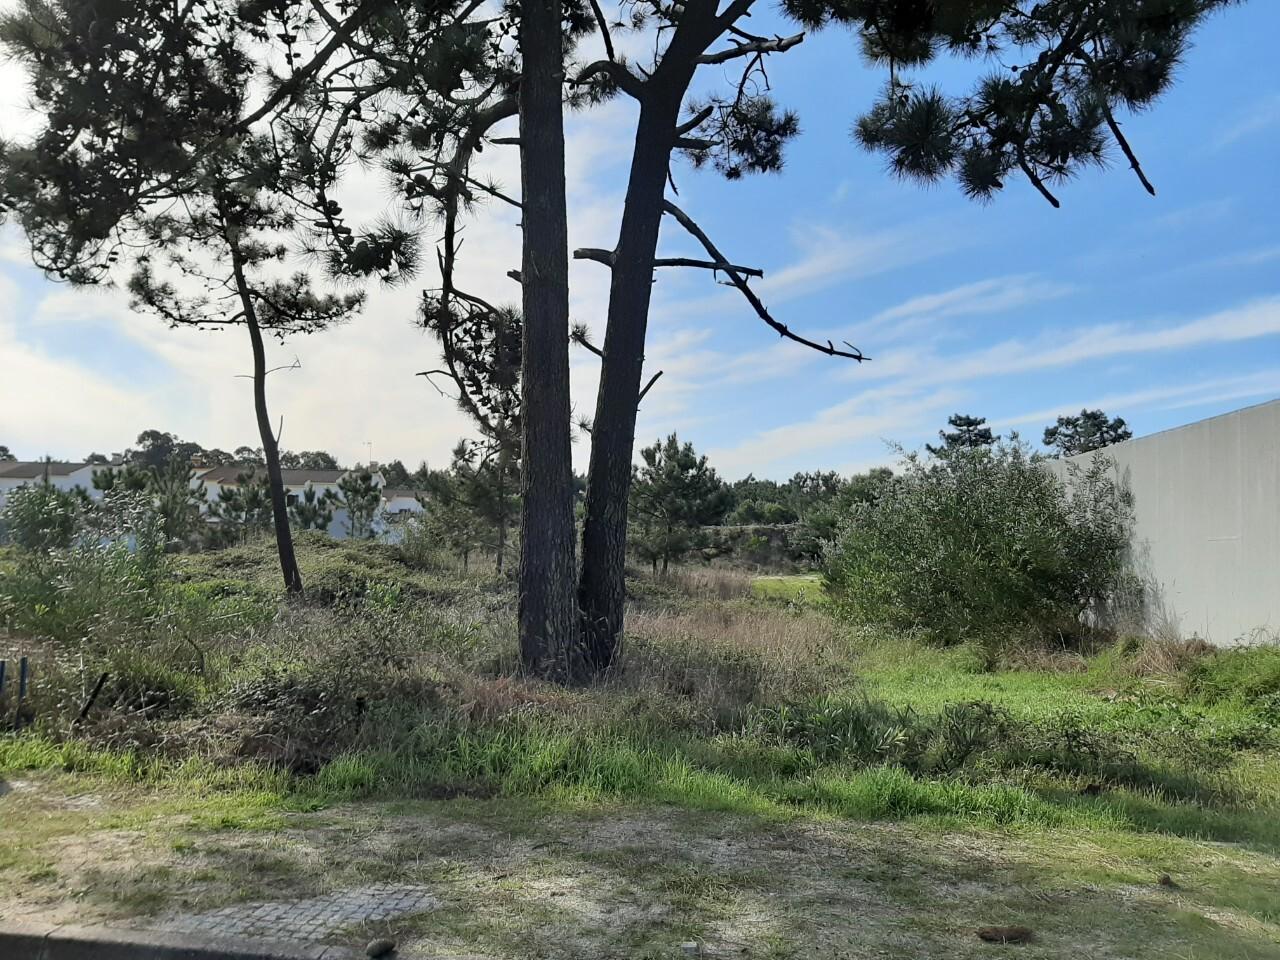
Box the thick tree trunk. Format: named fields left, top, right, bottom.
left=517, top=0, right=579, bottom=678
left=231, top=249, right=303, bottom=595
left=577, top=99, right=683, bottom=671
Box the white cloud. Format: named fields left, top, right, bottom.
left=1208, top=245, right=1280, bottom=270
left=848, top=295, right=1280, bottom=389
left=708, top=296, right=1280, bottom=479
left=993, top=370, right=1280, bottom=435
left=0, top=280, right=156, bottom=458
left=1213, top=92, right=1280, bottom=151
left=869, top=275, right=1074, bottom=327
left=0, top=84, right=640, bottom=471
left=707, top=383, right=965, bottom=477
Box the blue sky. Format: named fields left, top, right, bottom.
left=1, top=2, right=1277, bottom=478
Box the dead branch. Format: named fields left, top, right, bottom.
left=661, top=199, right=868, bottom=361
left=654, top=256, right=762, bottom=277
left=572, top=323, right=604, bottom=357
left=638, top=370, right=664, bottom=403
left=574, top=247, right=616, bottom=267
left=588, top=0, right=617, bottom=62
left=575, top=248, right=762, bottom=277
left=675, top=104, right=715, bottom=138
left=698, top=32, right=803, bottom=65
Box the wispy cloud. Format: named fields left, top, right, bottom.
left=848, top=295, right=1280, bottom=388
left=856, top=274, right=1076, bottom=343
left=993, top=370, right=1280, bottom=435
left=1213, top=92, right=1280, bottom=151
left=708, top=296, right=1280, bottom=478
left=657, top=213, right=963, bottom=324
left=707, top=383, right=964, bottom=477
left=1208, top=245, right=1280, bottom=270
left=1150, top=196, right=1236, bottom=230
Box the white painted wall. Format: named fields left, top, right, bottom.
left=0, top=465, right=99, bottom=507
left=1053, top=398, right=1280, bottom=646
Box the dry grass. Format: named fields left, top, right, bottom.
left=1124, top=635, right=1217, bottom=678
left=616, top=601, right=847, bottom=714
left=661, top=566, right=756, bottom=602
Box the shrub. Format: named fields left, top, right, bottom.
left=0, top=490, right=167, bottom=644
left=1184, top=643, right=1280, bottom=710
left=0, top=483, right=87, bottom=551
left=823, top=440, right=1133, bottom=646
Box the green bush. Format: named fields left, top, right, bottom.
left=0, top=483, right=87, bottom=551
left=0, top=490, right=167, bottom=644
left=823, top=441, right=1134, bottom=645
left=1184, top=644, right=1280, bottom=711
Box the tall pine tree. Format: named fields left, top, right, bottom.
left=0, top=0, right=371, bottom=592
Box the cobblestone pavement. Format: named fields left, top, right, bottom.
left=153, top=884, right=439, bottom=942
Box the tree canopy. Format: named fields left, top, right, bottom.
left=630, top=434, right=733, bottom=574
left=1044, top=409, right=1134, bottom=456
left=927, top=414, right=999, bottom=455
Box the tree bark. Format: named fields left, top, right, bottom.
left=577, top=96, right=685, bottom=671
left=517, top=0, right=579, bottom=678
left=230, top=246, right=304, bottom=595
left=575, top=0, right=719, bottom=673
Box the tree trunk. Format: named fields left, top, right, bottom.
left=517, top=0, right=579, bottom=678
left=577, top=96, right=685, bottom=671
left=230, top=248, right=303, bottom=595
left=496, top=495, right=507, bottom=573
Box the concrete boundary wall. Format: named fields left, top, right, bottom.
left=1053, top=398, right=1280, bottom=646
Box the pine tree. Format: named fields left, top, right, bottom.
left=289, top=483, right=338, bottom=531
left=927, top=414, right=999, bottom=456
left=0, top=446, right=15, bottom=461
left=92, top=464, right=151, bottom=494
left=418, top=474, right=485, bottom=570
left=568, top=0, right=1236, bottom=672
left=1044, top=409, right=1133, bottom=456
left=337, top=470, right=381, bottom=539
left=380, top=460, right=412, bottom=488
left=450, top=439, right=520, bottom=572
left=629, top=434, right=732, bottom=575
left=207, top=470, right=274, bottom=546
left=149, top=459, right=207, bottom=545
left=0, top=0, right=371, bottom=593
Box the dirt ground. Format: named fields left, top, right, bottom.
left=2, top=774, right=1278, bottom=959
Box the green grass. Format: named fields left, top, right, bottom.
left=752, top=573, right=825, bottom=603
left=170, top=531, right=498, bottom=606
left=4, top=544, right=1280, bottom=957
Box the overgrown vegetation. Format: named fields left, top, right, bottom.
left=2, top=523, right=1276, bottom=852
left=825, top=440, right=1135, bottom=647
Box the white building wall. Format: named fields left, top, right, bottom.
left=1053, top=398, right=1280, bottom=646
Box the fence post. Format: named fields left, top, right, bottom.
left=16, top=656, right=29, bottom=730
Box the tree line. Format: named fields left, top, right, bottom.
left=0, top=0, right=1235, bottom=680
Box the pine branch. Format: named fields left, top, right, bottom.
left=573, top=60, right=646, bottom=100
left=661, top=200, right=868, bottom=361
left=698, top=32, right=803, bottom=65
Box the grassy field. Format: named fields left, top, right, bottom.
left=2, top=544, right=1279, bottom=957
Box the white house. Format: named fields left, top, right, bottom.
left=0, top=461, right=99, bottom=507
left=380, top=488, right=426, bottom=516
